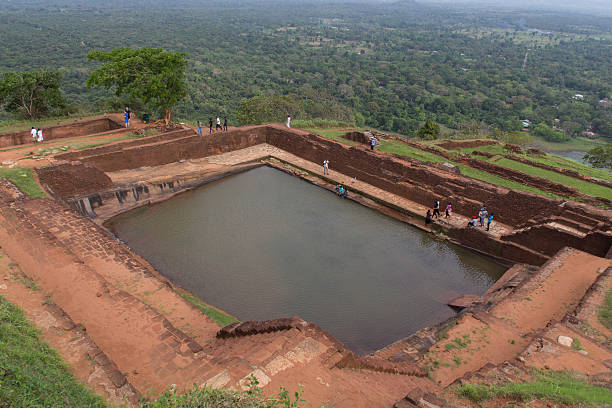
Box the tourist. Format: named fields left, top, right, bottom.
left=323, top=159, right=329, bottom=175
left=479, top=205, right=488, bottom=227
left=342, top=187, right=348, bottom=198
left=432, top=199, right=440, bottom=218
left=370, top=137, right=376, bottom=151
left=425, top=210, right=432, bottom=225
left=197, top=120, right=202, bottom=136
left=223, top=116, right=228, bottom=131
left=124, top=107, right=130, bottom=128
left=467, top=216, right=478, bottom=227
left=335, top=184, right=342, bottom=196
left=286, top=116, right=291, bottom=128
left=487, top=213, right=494, bottom=231
left=36, top=128, right=44, bottom=143
left=209, top=118, right=213, bottom=133
left=216, top=117, right=222, bottom=131
left=31, top=127, right=37, bottom=142
left=445, top=202, right=452, bottom=218
left=338, top=185, right=344, bottom=197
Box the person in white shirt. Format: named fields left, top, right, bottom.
left=36, top=128, right=44, bottom=143
left=31, top=127, right=37, bottom=142
left=323, top=160, right=329, bottom=175
left=286, top=116, right=291, bottom=128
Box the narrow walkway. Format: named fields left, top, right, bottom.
left=205, top=144, right=513, bottom=237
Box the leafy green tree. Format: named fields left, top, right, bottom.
left=87, top=47, right=187, bottom=124
left=532, top=123, right=569, bottom=142
left=0, top=70, right=65, bottom=119
left=583, top=143, right=612, bottom=168
left=236, top=95, right=304, bottom=125
left=502, top=131, right=531, bottom=146
left=417, top=119, right=440, bottom=140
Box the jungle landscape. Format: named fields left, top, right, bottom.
left=1, top=1, right=612, bottom=407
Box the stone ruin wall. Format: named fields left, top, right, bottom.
left=0, top=118, right=123, bottom=148
left=42, top=125, right=612, bottom=262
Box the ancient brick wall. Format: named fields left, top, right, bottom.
left=502, top=226, right=610, bottom=258
left=57, top=128, right=194, bottom=162
left=0, top=118, right=122, bottom=148
left=35, top=161, right=113, bottom=198
left=77, top=128, right=266, bottom=172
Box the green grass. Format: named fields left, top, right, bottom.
left=174, top=290, right=238, bottom=327
left=142, top=380, right=304, bottom=408
left=456, top=369, right=612, bottom=405
left=0, top=167, right=46, bottom=198
left=490, top=157, right=612, bottom=200
left=525, top=153, right=612, bottom=183
left=530, top=136, right=607, bottom=153
left=600, top=289, right=612, bottom=330
left=0, top=296, right=107, bottom=408
left=292, top=119, right=353, bottom=128
left=304, top=128, right=361, bottom=145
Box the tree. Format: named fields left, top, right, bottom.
left=87, top=47, right=187, bottom=124
left=417, top=119, right=440, bottom=140
left=583, top=143, right=612, bottom=168
left=532, top=123, right=569, bottom=142
left=0, top=70, right=65, bottom=119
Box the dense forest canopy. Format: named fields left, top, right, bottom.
left=0, top=0, right=611, bottom=139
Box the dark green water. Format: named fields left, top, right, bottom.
left=109, top=166, right=506, bottom=354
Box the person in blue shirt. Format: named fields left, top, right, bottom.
left=487, top=213, right=494, bottom=231
left=370, top=137, right=376, bottom=150
left=197, top=120, right=202, bottom=136
left=124, top=107, right=131, bottom=128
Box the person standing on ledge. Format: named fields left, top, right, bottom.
left=197, top=120, right=202, bottom=136
left=36, top=128, right=44, bottom=143
left=223, top=116, right=228, bottom=131
left=286, top=116, right=291, bottom=128
left=487, top=213, right=494, bottom=231
left=323, top=159, right=329, bottom=175
left=425, top=210, right=432, bottom=225
left=216, top=116, right=222, bottom=131
left=370, top=137, right=376, bottom=150
left=432, top=199, right=440, bottom=218
left=445, top=202, right=452, bottom=218
left=124, top=107, right=131, bottom=128
left=209, top=118, right=213, bottom=133
left=31, top=127, right=37, bottom=142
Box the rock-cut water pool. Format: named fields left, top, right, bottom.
left=108, top=166, right=506, bottom=354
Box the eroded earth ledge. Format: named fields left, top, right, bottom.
left=0, top=119, right=610, bottom=407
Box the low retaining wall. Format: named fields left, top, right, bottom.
left=0, top=118, right=122, bottom=147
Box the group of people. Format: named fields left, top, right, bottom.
left=30, top=127, right=44, bottom=143
left=425, top=199, right=452, bottom=224
left=467, top=205, right=494, bottom=231
left=198, top=117, right=228, bottom=135
left=425, top=200, right=494, bottom=231
left=335, top=184, right=349, bottom=198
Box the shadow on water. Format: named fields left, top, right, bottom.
left=109, top=166, right=507, bottom=354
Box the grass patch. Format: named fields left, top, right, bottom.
left=75, top=142, right=109, bottom=150
left=174, top=290, right=238, bottom=327
left=436, top=321, right=457, bottom=340
left=305, top=128, right=361, bottom=145
left=142, top=380, right=305, bottom=408
left=0, top=296, right=107, bottom=408
left=491, top=157, right=612, bottom=200
left=530, top=136, right=607, bottom=153
left=293, top=119, right=353, bottom=128
left=0, top=167, right=46, bottom=198
left=599, top=289, right=612, bottom=330
left=456, top=369, right=612, bottom=405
